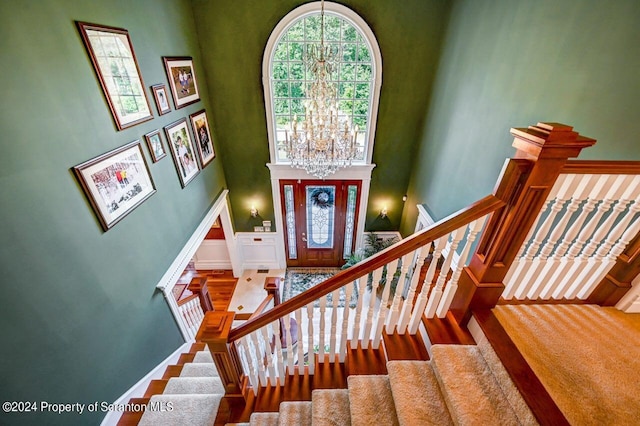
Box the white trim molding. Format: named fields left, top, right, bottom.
left=156, top=189, right=237, bottom=341
left=100, top=342, right=190, bottom=426
left=267, top=163, right=376, bottom=268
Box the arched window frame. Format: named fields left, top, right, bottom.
left=263, top=1, right=382, bottom=166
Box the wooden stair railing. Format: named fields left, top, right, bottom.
left=195, top=122, right=640, bottom=399
left=500, top=160, right=640, bottom=304
left=197, top=194, right=504, bottom=397
left=450, top=122, right=597, bottom=324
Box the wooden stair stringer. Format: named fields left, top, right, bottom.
left=471, top=309, right=569, bottom=426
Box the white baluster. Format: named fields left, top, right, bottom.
left=436, top=216, right=487, bottom=317
left=239, top=337, right=258, bottom=395
left=350, top=277, right=366, bottom=349
left=362, top=267, right=383, bottom=348
left=386, top=253, right=414, bottom=333
left=397, top=246, right=430, bottom=333
left=527, top=187, right=587, bottom=299
left=329, top=289, right=340, bottom=362
left=513, top=175, right=578, bottom=299
left=306, top=302, right=315, bottom=374
left=260, top=325, right=277, bottom=386
left=272, top=319, right=285, bottom=384
left=295, top=308, right=304, bottom=374
left=373, top=259, right=399, bottom=349
left=502, top=198, right=551, bottom=300
left=318, top=295, right=327, bottom=361
left=577, top=198, right=640, bottom=299
left=283, top=314, right=294, bottom=374
left=250, top=331, right=267, bottom=387
left=340, top=281, right=354, bottom=362
left=539, top=174, right=606, bottom=299
left=552, top=175, right=619, bottom=298
left=423, top=226, right=465, bottom=321
left=565, top=175, right=638, bottom=298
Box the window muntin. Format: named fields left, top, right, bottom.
left=271, top=13, right=373, bottom=164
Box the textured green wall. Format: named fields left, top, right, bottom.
left=192, top=0, right=451, bottom=232
left=0, top=0, right=226, bottom=424
left=401, top=0, right=640, bottom=235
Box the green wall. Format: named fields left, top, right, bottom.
left=0, top=0, right=226, bottom=424
left=401, top=0, right=640, bottom=235
left=192, top=0, right=451, bottom=232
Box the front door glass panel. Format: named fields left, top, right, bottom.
left=306, top=186, right=336, bottom=249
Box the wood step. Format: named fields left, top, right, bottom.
left=190, top=342, right=207, bottom=353
left=143, top=379, right=168, bottom=398
left=162, top=365, right=184, bottom=380
left=177, top=352, right=196, bottom=365
left=382, top=330, right=430, bottom=361
left=423, top=311, right=475, bottom=345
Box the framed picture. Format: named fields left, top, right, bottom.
left=189, top=109, right=215, bottom=168
left=151, top=84, right=171, bottom=115
left=144, top=129, right=167, bottom=162
left=164, top=118, right=200, bottom=187
left=73, top=141, right=156, bottom=231
left=163, top=56, right=200, bottom=109
left=76, top=22, right=153, bottom=130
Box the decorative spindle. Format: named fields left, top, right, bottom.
left=397, top=246, right=429, bottom=334
left=306, top=302, right=315, bottom=374
left=350, top=277, right=366, bottom=349
left=340, top=281, right=354, bottom=362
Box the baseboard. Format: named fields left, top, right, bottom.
left=100, top=342, right=190, bottom=426
left=194, top=260, right=233, bottom=269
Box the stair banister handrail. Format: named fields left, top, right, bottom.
left=228, top=194, right=505, bottom=343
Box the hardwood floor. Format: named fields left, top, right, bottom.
left=177, top=262, right=237, bottom=311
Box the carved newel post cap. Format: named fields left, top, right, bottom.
left=510, top=122, right=596, bottom=160
left=196, top=311, right=235, bottom=344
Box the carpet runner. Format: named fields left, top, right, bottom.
left=247, top=343, right=536, bottom=426
left=137, top=349, right=223, bottom=426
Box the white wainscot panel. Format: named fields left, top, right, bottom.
left=193, top=240, right=232, bottom=269
left=238, top=233, right=281, bottom=271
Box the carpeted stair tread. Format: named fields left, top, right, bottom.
left=431, top=345, right=520, bottom=426
left=347, top=375, right=399, bottom=426
left=277, top=401, right=312, bottom=425
left=250, top=412, right=279, bottom=426
left=312, top=389, right=351, bottom=426
left=469, top=318, right=539, bottom=425
left=138, top=394, right=221, bottom=426
left=387, top=361, right=453, bottom=426
left=179, top=362, right=218, bottom=378
left=164, top=376, right=224, bottom=395
left=193, top=350, right=214, bottom=363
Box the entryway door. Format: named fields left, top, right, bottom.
left=280, top=180, right=361, bottom=267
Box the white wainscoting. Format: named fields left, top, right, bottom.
left=237, top=232, right=283, bottom=271
left=193, top=239, right=232, bottom=269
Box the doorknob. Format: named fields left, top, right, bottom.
left=302, top=232, right=307, bottom=242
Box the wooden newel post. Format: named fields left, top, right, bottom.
left=264, top=277, right=281, bottom=306
left=196, top=311, right=245, bottom=398
left=450, top=123, right=596, bottom=324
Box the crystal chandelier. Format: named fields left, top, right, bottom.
left=285, top=0, right=358, bottom=179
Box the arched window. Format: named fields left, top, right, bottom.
left=263, top=2, right=382, bottom=167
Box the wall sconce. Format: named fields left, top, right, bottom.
left=380, top=206, right=388, bottom=218
left=250, top=205, right=258, bottom=217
